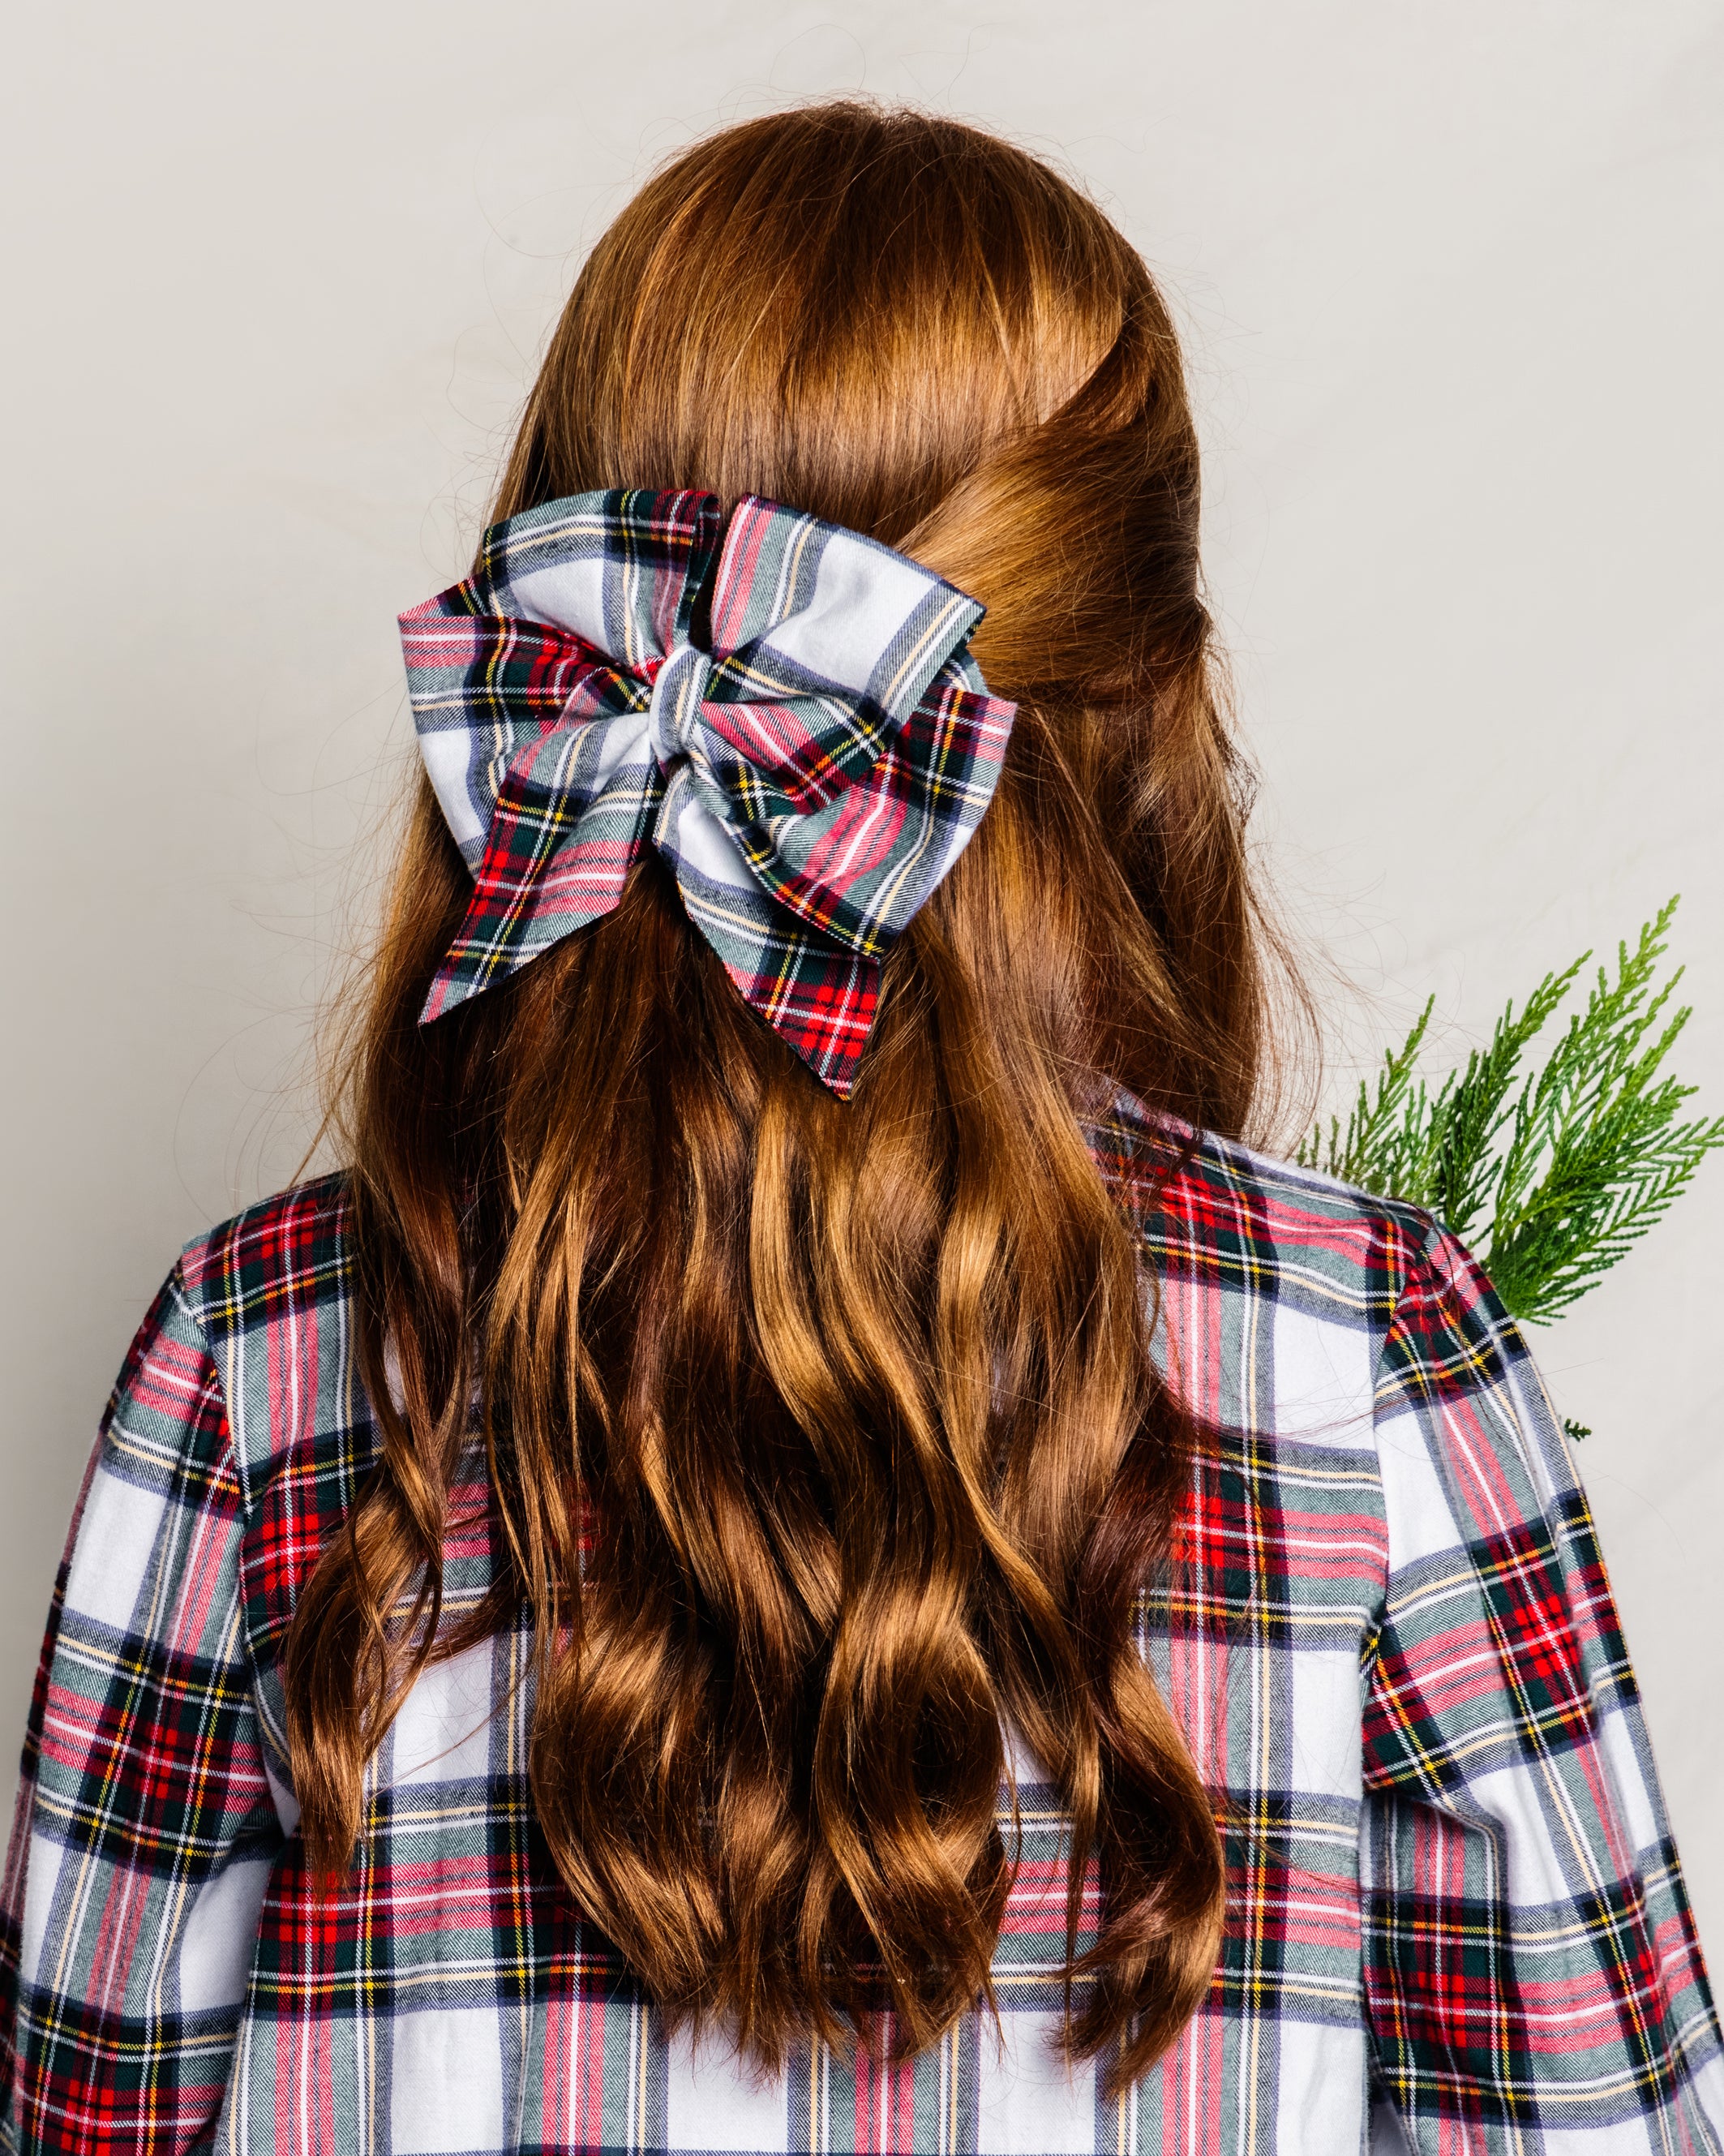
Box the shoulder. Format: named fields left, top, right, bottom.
left=1087, top=1089, right=1443, bottom=1316
left=171, top=1173, right=361, bottom=1508
left=175, top=1172, right=356, bottom=1346
left=1087, top=1090, right=1522, bottom=1436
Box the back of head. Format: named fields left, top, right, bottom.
left=290, top=102, right=1271, bottom=2089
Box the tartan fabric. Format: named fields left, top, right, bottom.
left=5, top=1110, right=1722, bottom=2154
left=398, top=491, right=1017, bottom=1097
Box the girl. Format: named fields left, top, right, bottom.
left=3, top=103, right=1718, bottom=2156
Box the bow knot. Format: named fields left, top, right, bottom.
left=398, top=488, right=1015, bottom=1098
left=647, top=642, right=715, bottom=774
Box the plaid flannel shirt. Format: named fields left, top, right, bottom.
left=3, top=1101, right=1719, bottom=2154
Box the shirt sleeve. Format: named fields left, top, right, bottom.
left=1360, top=1218, right=1724, bottom=2151
left=0, top=1265, right=282, bottom=2155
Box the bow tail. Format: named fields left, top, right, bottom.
left=421, top=748, right=658, bottom=1023
left=655, top=780, right=881, bottom=1097
left=678, top=870, right=882, bottom=1099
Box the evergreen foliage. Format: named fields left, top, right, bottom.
left=1298, top=898, right=1724, bottom=1331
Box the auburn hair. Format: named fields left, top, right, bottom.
left=288, top=102, right=1276, bottom=2090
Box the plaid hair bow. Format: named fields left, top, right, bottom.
left=399, top=489, right=1016, bottom=1097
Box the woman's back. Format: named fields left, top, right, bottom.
left=7, top=1095, right=1713, bottom=2153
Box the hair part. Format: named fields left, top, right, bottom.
left=287, top=101, right=1285, bottom=2091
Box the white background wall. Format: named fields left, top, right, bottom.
left=4, top=0, right=1720, bottom=1937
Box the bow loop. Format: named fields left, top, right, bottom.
left=398, top=489, right=1015, bottom=1097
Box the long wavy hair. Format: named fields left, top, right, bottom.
left=287, top=103, right=1280, bottom=2091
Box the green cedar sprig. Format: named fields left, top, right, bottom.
left=1297, top=897, right=1724, bottom=1329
